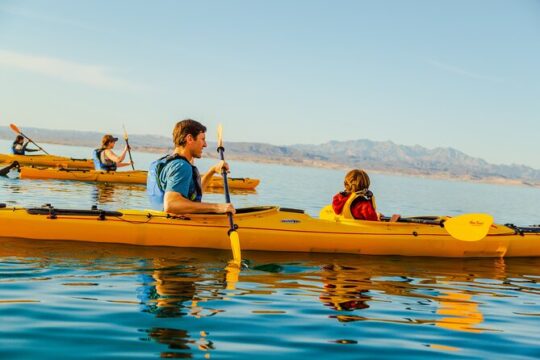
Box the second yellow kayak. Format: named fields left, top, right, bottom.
left=0, top=153, right=94, bottom=169
left=19, top=166, right=260, bottom=189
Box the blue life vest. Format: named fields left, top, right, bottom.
left=147, top=154, right=202, bottom=210
left=93, top=149, right=117, bottom=171
left=12, top=142, right=25, bottom=155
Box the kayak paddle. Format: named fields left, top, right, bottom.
left=374, top=211, right=493, bottom=242
left=9, top=123, right=49, bottom=154
left=217, top=124, right=242, bottom=266
left=122, top=124, right=135, bottom=170
left=443, top=213, right=494, bottom=242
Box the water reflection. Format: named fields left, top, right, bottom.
left=1, top=239, right=540, bottom=358
left=314, top=258, right=494, bottom=333
left=320, top=264, right=371, bottom=311
left=92, top=183, right=145, bottom=205
left=248, top=254, right=540, bottom=339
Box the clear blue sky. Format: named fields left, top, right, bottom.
left=1, top=0, right=539, bottom=167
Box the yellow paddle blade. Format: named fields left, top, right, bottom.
left=9, top=123, right=21, bottom=134
left=229, top=230, right=242, bottom=265
left=217, top=123, right=223, bottom=148
left=444, top=213, right=494, bottom=241
left=122, top=124, right=128, bottom=140
left=225, top=261, right=240, bottom=290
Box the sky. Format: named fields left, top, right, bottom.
left=0, top=0, right=539, bottom=167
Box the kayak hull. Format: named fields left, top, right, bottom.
left=0, top=153, right=93, bottom=169
left=1, top=206, right=538, bottom=257
left=18, top=166, right=260, bottom=189
left=20, top=167, right=147, bottom=184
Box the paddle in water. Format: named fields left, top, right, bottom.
left=122, top=124, right=135, bottom=170
left=9, top=123, right=49, bottom=154
left=444, top=213, right=493, bottom=241
left=217, top=124, right=242, bottom=266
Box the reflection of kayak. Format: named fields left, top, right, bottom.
left=18, top=166, right=260, bottom=189
left=1, top=205, right=539, bottom=257
left=0, top=153, right=93, bottom=169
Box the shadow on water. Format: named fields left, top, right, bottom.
left=1, top=238, right=540, bottom=358
left=90, top=183, right=256, bottom=206
left=91, top=183, right=145, bottom=205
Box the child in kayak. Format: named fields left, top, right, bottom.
left=12, top=135, right=39, bottom=155
left=332, top=169, right=379, bottom=221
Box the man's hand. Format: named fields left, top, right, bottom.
left=215, top=203, right=235, bottom=214
left=213, top=160, right=230, bottom=175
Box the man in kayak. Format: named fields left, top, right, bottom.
left=12, top=135, right=39, bottom=155
left=93, top=134, right=133, bottom=171
left=147, top=119, right=235, bottom=215
left=332, top=169, right=380, bottom=221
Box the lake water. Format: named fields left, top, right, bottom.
left=1, top=139, right=540, bottom=359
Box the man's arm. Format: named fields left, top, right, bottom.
left=163, top=191, right=234, bottom=214
left=201, top=160, right=229, bottom=190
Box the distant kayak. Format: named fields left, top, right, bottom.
left=1, top=204, right=539, bottom=257
left=18, top=166, right=260, bottom=189
left=0, top=153, right=94, bottom=169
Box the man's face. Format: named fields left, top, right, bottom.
left=188, top=132, right=207, bottom=158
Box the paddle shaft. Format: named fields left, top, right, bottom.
left=380, top=216, right=443, bottom=226
left=124, top=138, right=135, bottom=170
left=217, top=146, right=235, bottom=231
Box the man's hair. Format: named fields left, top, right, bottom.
left=344, top=169, right=370, bottom=193
left=173, top=119, right=207, bottom=147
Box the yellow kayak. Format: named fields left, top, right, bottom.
left=1, top=204, right=538, bottom=257
left=18, top=166, right=260, bottom=189
left=0, top=153, right=94, bottom=169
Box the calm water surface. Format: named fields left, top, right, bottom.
left=1, top=140, right=540, bottom=359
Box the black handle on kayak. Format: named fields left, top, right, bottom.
left=504, top=223, right=540, bottom=234
left=380, top=216, right=444, bottom=226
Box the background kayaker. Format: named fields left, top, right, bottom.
left=332, top=169, right=380, bottom=221
left=12, top=135, right=39, bottom=155
left=147, top=119, right=235, bottom=214
left=93, top=134, right=133, bottom=171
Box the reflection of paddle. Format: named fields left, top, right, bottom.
left=217, top=124, right=242, bottom=266
left=9, top=123, right=49, bottom=154
left=122, top=124, right=135, bottom=170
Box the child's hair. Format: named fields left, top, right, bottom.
left=344, top=169, right=370, bottom=193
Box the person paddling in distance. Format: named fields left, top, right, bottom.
left=12, top=135, right=39, bottom=155
left=93, top=134, right=133, bottom=171
left=147, top=119, right=235, bottom=214
left=332, top=169, right=381, bottom=221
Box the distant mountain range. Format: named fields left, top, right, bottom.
left=1, top=126, right=539, bottom=187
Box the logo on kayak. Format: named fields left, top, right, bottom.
left=281, top=219, right=300, bottom=224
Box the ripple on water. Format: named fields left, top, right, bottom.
left=1, top=240, right=540, bottom=358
